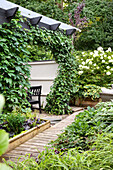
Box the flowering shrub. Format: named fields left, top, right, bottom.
left=75, top=47, right=113, bottom=87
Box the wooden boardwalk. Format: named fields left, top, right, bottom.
left=2, top=107, right=83, bottom=162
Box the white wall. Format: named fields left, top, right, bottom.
left=28, top=61, right=59, bottom=108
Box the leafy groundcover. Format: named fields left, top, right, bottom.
left=51, top=101, right=113, bottom=151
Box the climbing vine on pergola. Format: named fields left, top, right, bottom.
left=30, top=26, right=77, bottom=115
left=0, top=15, right=77, bottom=115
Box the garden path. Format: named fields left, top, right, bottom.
left=2, top=107, right=84, bottom=162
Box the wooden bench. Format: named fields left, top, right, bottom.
left=28, top=86, right=42, bottom=113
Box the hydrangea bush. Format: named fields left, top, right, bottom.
left=75, top=47, right=113, bottom=87
left=72, top=47, right=113, bottom=100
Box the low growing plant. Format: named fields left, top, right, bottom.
left=51, top=102, right=113, bottom=151
left=82, top=84, right=101, bottom=100
left=0, top=107, right=45, bottom=138
left=5, top=133, right=113, bottom=170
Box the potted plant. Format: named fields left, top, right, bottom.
left=80, top=84, right=101, bottom=107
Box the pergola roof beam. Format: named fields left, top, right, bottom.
left=0, top=0, right=81, bottom=35
left=6, top=7, right=19, bottom=18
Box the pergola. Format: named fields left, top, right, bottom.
left=0, top=0, right=81, bottom=35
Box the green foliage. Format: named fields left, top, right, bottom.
left=9, top=0, right=68, bottom=23
left=75, top=0, right=113, bottom=50
left=0, top=95, right=11, bottom=170
left=27, top=45, right=53, bottom=61
left=0, top=163, right=12, bottom=170
left=0, top=106, right=45, bottom=137
left=9, top=0, right=113, bottom=51
left=5, top=133, right=113, bottom=169
left=51, top=101, right=113, bottom=150
left=0, top=95, right=9, bottom=156
left=0, top=130, right=9, bottom=156
left=29, top=27, right=78, bottom=115
left=4, top=112, right=26, bottom=136
left=73, top=47, right=113, bottom=99
left=82, top=84, right=101, bottom=100
left=0, top=12, right=77, bottom=115
left=0, top=17, right=31, bottom=113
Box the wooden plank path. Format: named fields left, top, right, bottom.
left=2, top=107, right=83, bottom=162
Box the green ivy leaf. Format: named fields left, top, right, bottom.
left=0, top=163, right=12, bottom=170
left=0, top=130, right=9, bottom=156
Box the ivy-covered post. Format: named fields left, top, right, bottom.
left=30, top=27, right=78, bottom=115
left=0, top=19, right=31, bottom=113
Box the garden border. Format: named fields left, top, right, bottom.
left=6, top=120, right=50, bottom=153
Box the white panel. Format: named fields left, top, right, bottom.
left=28, top=61, right=58, bottom=108
left=29, top=61, right=59, bottom=78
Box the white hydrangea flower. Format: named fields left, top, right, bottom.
left=94, top=63, right=96, bottom=66
left=106, top=47, right=112, bottom=52
left=102, top=60, right=105, bottom=63
left=107, top=66, right=110, bottom=69
left=78, top=71, right=83, bottom=75
left=82, top=61, right=85, bottom=65
left=94, top=50, right=98, bottom=56
left=86, top=59, right=90, bottom=63
left=109, top=59, right=113, bottom=63
left=93, top=54, right=97, bottom=58
left=100, top=56, right=103, bottom=59
left=108, top=56, right=111, bottom=59
left=82, top=52, right=85, bottom=55
left=89, top=61, right=92, bottom=65
left=79, top=65, right=82, bottom=67
left=100, top=53, right=103, bottom=56
left=106, top=71, right=111, bottom=75
left=104, top=54, right=107, bottom=57
left=97, top=47, right=103, bottom=51
left=90, top=52, right=93, bottom=55
left=111, top=68, right=113, bottom=71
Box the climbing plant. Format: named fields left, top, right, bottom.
left=0, top=18, right=31, bottom=113
left=0, top=14, right=77, bottom=115
left=29, top=26, right=78, bottom=115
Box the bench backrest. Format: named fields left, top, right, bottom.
left=30, top=86, right=42, bottom=96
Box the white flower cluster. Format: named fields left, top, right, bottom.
left=76, top=47, right=113, bottom=76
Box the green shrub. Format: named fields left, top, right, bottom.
left=75, top=0, right=113, bottom=50
left=5, top=112, right=26, bottom=136
left=73, top=47, right=113, bottom=99
left=81, top=84, right=101, bottom=100
left=74, top=47, right=113, bottom=87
